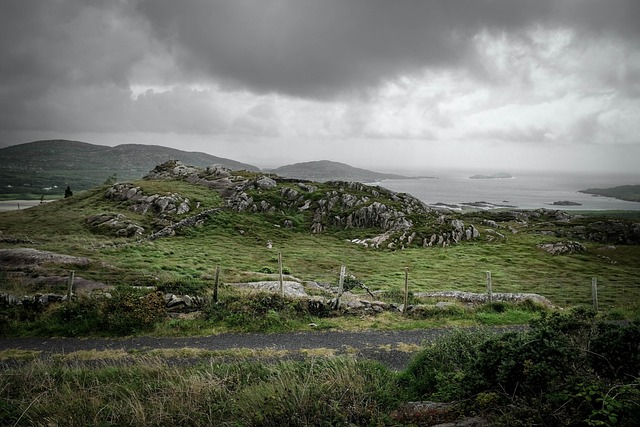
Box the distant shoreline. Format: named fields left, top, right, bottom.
left=0, top=200, right=53, bottom=212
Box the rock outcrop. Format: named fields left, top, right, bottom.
left=85, top=213, right=145, bottom=237
left=99, top=161, right=484, bottom=249
left=537, top=241, right=586, bottom=255
left=105, top=183, right=192, bottom=217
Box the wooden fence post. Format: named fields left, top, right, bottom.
left=213, top=265, right=220, bottom=303
left=486, top=271, right=492, bottom=303
left=278, top=252, right=284, bottom=297
left=335, top=265, right=346, bottom=310
left=67, top=270, right=75, bottom=301
left=592, top=277, right=598, bottom=311
left=403, top=267, right=409, bottom=314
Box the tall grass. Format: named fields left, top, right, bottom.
left=0, top=357, right=401, bottom=426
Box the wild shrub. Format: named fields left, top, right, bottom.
left=100, top=290, right=166, bottom=335
left=589, top=320, right=640, bottom=380
left=204, top=292, right=318, bottom=332
left=16, top=290, right=166, bottom=336
left=399, top=328, right=494, bottom=401
left=401, top=309, right=640, bottom=425
left=34, top=298, right=102, bottom=336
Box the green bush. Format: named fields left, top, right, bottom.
left=204, top=292, right=320, bottom=332
left=399, top=328, right=494, bottom=401
left=401, top=309, right=640, bottom=425
left=100, top=290, right=166, bottom=335
left=8, top=290, right=167, bottom=337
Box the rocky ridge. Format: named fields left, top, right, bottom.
left=134, top=160, right=483, bottom=249
left=71, top=160, right=640, bottom=250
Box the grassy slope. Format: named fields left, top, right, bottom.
left=580, top=184, right=640, bottom=202
left=1, top=174, right=639, bottom=317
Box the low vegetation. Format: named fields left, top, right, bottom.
left=1, top=310, right=638, bottom=426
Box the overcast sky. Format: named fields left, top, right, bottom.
left=1, top=0, right=639, bottom=173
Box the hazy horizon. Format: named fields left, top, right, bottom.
left=1, top=1, right=639, bottom=174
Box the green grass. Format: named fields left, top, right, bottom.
left=0, top=357, right=402, bottom=426
left=1, top=173, right=639, bottom=336
left=3, top=312, right=637, bottom=426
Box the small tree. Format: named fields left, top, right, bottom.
left=64, top=186, right=73, bottom=198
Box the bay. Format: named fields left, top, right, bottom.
left=370, top=170, right=640, bottom=211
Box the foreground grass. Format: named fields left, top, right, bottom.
left=0, top=357, right=402, bottom=426
left=2, top=310, right=638, bottom=426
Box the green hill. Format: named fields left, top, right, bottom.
left=267, top=160, right=408, bottom=182
left=1, top=161, right=639, bottom=324
left=0, top=139, right=259, bottom=197
left=580, top=185, right=640, bottom=202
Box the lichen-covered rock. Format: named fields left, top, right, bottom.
left=85, top=212, right=145, bottom=237
left=537, top=241, right=586, bottom=255
left=256, top=176, right=277, bottom=190
left=105, top=183, right=190, bottom=217
left=145, top=160, right=199, bottom=180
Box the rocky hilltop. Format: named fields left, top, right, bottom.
left=127, top=160, right=480, bottom=250
left=85, top=160, right=640, bottom=249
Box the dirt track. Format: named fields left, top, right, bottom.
left=0, top=327, right=523, bottom=370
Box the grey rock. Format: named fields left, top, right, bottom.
left=256, top=176, right=277, bottom=190
left=537, top=241, right=586, bottom=255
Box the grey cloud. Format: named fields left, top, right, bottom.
left=136, top=0, right=639, bottom=99
left=0, top=1, right=149, bottom=132
left=1, top=0, right=639, bottom=139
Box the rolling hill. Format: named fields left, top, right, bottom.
left=0, top=140, right=259, bottom=196
left=267, top=160, right=408, bottom=182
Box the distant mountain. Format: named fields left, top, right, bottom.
left=267, top=160, right=408, bottom=182
left=0, top=140, right=259, bottom=195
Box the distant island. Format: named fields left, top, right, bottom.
left=469, top=172, right=513, bottom=180
left=580, top=185, right=640, bottom=203
left=551, top=201, right=582, bottom=206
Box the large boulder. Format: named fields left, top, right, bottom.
left=85, top=212, right=145, bottom=237
left=256, top=176, right=277, bottom=190
left=537, top=241, right=586, bottom=255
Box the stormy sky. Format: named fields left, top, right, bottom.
left=1, top=0, right=639, bottom=173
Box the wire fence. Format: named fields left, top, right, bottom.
left=2, top=264, right=638, bottom=313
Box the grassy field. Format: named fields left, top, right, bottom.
left=1, top=175, right=639, bottom=336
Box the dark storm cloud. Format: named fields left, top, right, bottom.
left=0, top=0, right=149, bottom=131
left=136, top=0, right=639, bottom=98
left=0, top=0, right=639, bottom=147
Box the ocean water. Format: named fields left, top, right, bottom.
left=370, top=171, right=640, bottom=211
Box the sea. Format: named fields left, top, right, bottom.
left=368, top=170, right=640, bottom=211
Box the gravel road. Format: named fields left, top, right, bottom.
left=0, top=327, right=524, bottom=370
